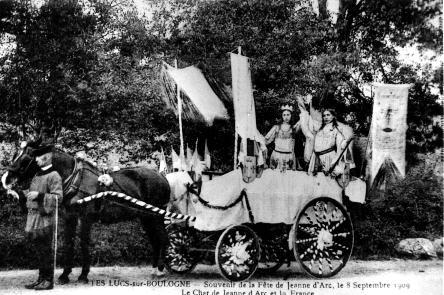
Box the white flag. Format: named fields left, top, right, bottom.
left=171, top=147, right=180, bottom=170
left=191, top=139, right=201, bottom=170
left=158, top=148, right=167, bottom=174
left=204, top=139, right=211, bottom=170
left=186, top=144, right=193, bottom=171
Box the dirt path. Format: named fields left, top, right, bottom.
left=0, top=259, right=442, bottom=295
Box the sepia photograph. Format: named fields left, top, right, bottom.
left=0, top=0, right=442, bottom=294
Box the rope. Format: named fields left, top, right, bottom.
left=242, top=190, right=255, bottom=223
left=77, top=191, right=196, bottom=222
left=195, top=189, right=245, bottom=210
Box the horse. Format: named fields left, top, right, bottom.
left=2, top=142, right=172, bottom=283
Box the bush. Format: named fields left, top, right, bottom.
left=353, top=152, right=443, bottom=259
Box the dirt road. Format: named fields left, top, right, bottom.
left=0, top=259, right=442, bottom=295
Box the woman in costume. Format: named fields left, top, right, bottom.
left=264, top=105, right=300, bottom=170
left=308, top=108, right=354, bottom=176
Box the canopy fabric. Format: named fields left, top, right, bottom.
left=165, top=65, right=229, bottom=125
left=192, top=169, right=346, bottom=231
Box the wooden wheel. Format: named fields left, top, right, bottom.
left=215, top=225, right=260, bottom=281
left=165, top=225, right=200, bottom=274
left=294, top=197, right=353, bottom=278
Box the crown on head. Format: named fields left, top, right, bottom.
left=281, top=104, right=293, bottom=112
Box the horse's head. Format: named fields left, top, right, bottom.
left=188, top=159, right=206, bottom=196
left=165, top=170, right=202, bottom=216
left=2, top=141, right=40, bottom=192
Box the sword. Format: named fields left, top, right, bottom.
left=328, top=139, right=353, bottom=175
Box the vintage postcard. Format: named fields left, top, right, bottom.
left=0, top=0, right=442, bottom=295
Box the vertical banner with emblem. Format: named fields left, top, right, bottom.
left=370, top=84, right=410, bottom=185
left=230, top=52, right=257, bottom=151
left=231, top=52, right=266, bottom=182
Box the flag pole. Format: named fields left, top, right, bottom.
left=233, top=46, right=241, bottom=169
left=175, top=59, right=185, bottom=171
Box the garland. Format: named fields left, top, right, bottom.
left=77, top=191, right=196, bottom=222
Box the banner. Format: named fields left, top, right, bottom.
left=231, top=53, right=257, bottom=146
left=165, top=65, right=229, bottom=124
left=230, top=53, right=266, bottom=166
left=370, top=84, right=410, bottom=185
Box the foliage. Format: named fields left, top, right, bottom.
left=353, top=152, right=443, bottom=258
left=406, top=83, right=443, bottom=154
left=0, top=0, right=175, bottom=144
left=0, top=0, right=441, bottom=159
left=155, top=0, right=442, bottom=147
left=0, top=141, right=16, bottom=169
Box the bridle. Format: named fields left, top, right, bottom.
left=7, top=147, right=36, bottom=187
left=185, top=170, right=202, bottom=197
left=186, top=181, right=201, bottom=198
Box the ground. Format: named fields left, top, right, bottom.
left=0, top=259, right=442, bottom=295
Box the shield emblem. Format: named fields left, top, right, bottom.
left=242, top=156, right=257, bottom=183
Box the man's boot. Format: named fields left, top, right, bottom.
left=34, top=268, right=54, bottom=291
left=24, top=272, right=42, bottom=289
left=34, top=280, right=54, bottom=291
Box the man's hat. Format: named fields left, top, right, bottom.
left=33, top=145, right=54, bottom=157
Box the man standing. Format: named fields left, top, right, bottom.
left=24, top=145, right=63, bottom=290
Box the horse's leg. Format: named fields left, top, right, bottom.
left=78, top=215, right=93, bottom=283
left=141, top=214, right=168, bottom=276
left=155, top=216, right=168, bottom=274
left=58, top=213, right=77, bottom=285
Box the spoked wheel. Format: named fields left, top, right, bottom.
left=165, top=225, right=200, bottom=274
left=294, top=197, right=353, bottom=278
left=215, top=225, right=260, bottom=281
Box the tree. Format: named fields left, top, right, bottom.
left=157, top=0, right=441, bottom=146
left=0, top=0, right=108, bottom=136
left=0, top=1, right=175, bottom=148
left=0, top=0, right=441, bottom=168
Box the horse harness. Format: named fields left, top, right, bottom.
left=63, top=157, right=101, bottom=200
